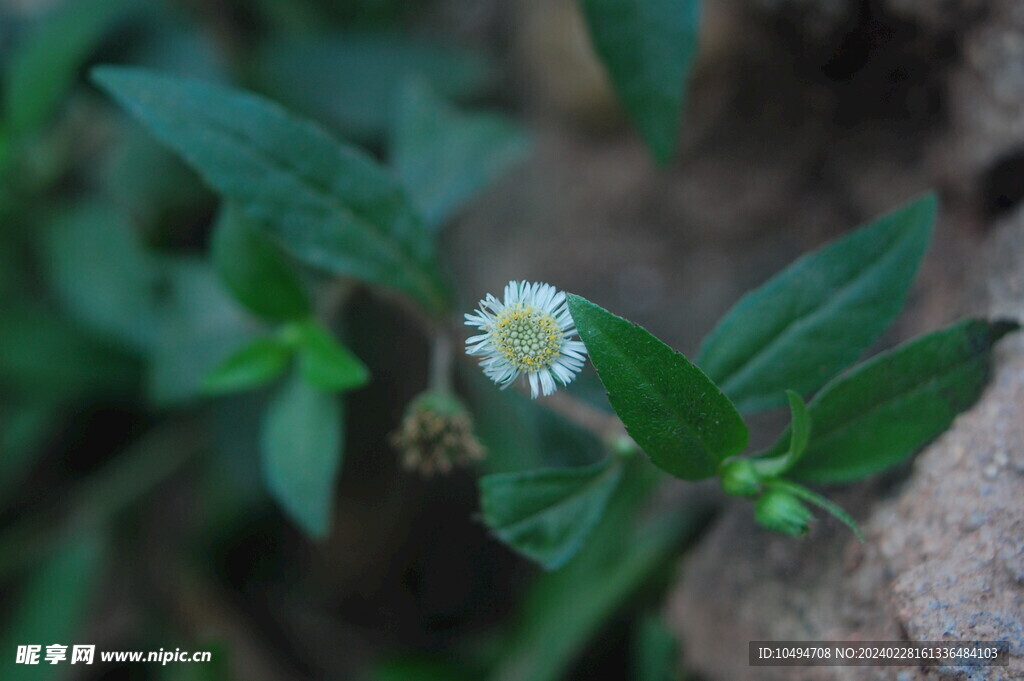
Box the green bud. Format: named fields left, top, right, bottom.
left=719, top=459, right=760, bottom=497
left=755, top=489, right=813, bottom=536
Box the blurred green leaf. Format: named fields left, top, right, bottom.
left=249, top=33, right=491, bottom=141
left=773, top=318, right=1018, bottom=483
left=567, top=294, right=748, bottom=480
left=480, top=457, right=624, bottom=570
left=148, top=260, right=259, bottom=406
left=633, top=616, right=680, bottom=681
left=103, top=126, right=214, bottom=236
left=94, top=67, right=448, bottom=313
left=391, top=80, right=529, bottom=229
left=211, top=203, right=311, bottom=321
left=578, top=0, right=700, bottom=164
left=489, top=460, right=706, bottom=681
left=261, top=371, right=342, bottom=537
left=4, top=0, right=130, bottom=133
left=0, top=304, right=137, bottom=401
left=0, top=533, right=105, bottom=680
left=0, top=404, right=54, bottom=503
left=698, top=194, right=936, bottom=413
left=203, top=336, right=291, bottom=395
left=44, top=201, right=162, bottom=352
left=291, top=319, right=369, bottom=393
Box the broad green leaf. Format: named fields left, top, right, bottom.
left=261, top=372, right=342, bottom=537
left=0, top=304, right=138, bottom=401
left=633, top=616, right=680, bottom=681
left=489, top=460, right=709, bottom=681
left=4, top=0, right=130, bottom=133
left=44, top=202, right=161, bottom=352
left=203, top=336, right=291, bottom=395
left=211, top=203, right=311, bottom=321
left=567, top=294, right=748, bottom=480
left=391, top=80, right=529, bottom=229
left=92, top=67, right=448, bottom=312
left=480, top=457, right=624, bottom=570
left=777, top=319, right=1018, bottom=483
left=698, top=194, right=937, bottom=413
left=0, top=533, right=105, bottom=681
left=578, top=0, right=701, bottom=164
left=766, top=479, right=864, bottom=542
left=249, top=33, right=491, bottom=141
left=372, top=657, right=477, bottom=681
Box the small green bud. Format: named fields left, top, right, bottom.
left=755, top=489, right=813, bottom=536
left=719, top=459, right=760, bottom=497
left=389, top=391, right=485, bottom=477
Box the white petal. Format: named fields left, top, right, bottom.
left=527, top=372, right=540, bottom=398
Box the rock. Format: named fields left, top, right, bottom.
left=667, top=207, right=1024, bottom=680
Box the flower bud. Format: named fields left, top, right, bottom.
left=755, top=489, right=813, bottom=536
left=719, top=459, right=760, bottom=497
left=389, top=391, right=485, bottom=477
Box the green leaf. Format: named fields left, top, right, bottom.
left=391, top=80, right=529, bottom=229
left=0, top=304, right=138, bottom=402
left=578, top=0, right=701, bottom=164
left=0, top=533, right=105, bottom=681
left=479, top=457, right=624, bottom=570
left=203, top=336, right=291, bottom=395
left=211, top=203, right=311, bottom=321
left=777, top=318, right=1019, bottom=483
left=0, top=405, right=54, bottom=503
left=489, top=460, right=709, bottom=681
left=633, top=616, right=680, bottom=681
left=766, top=479, right=864, bottom=542
left=147, top=259, right=260, bottom=406
left=43, top=201, right=162, bottom=352
left=567, top=294, right=748, bottom=480
left=289, top=320, right=370, bottom=392
left=4, top=0, right=130, bottom=133
left=249, top=33, right=491, bottom=141
left=92, top=67, right=448, bottom=313
left=697, top=194, right=937, bottom=413
left=261, top=372, right=343, bottom=537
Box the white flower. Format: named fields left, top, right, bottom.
left=465, top=280, right=587, bottom=398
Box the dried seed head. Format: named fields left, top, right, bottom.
left=389, top=392, right=485, bottom=477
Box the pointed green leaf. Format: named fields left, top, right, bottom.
left=4, top=0, right=130, bottom=133
left=211, top=203, right=311, bottom=321
left=0, top=533, right=105, bottom=681
left=290, top=320, right=369, bottom=392
left=480, top=457, right=624, bottom=570
left=391, top=80, right=529, bottom=229
left=567, top=294, right=748, bottom=480
left=203, top=336, right=291, bottom=395
left=261, top=372, right=342, bottom=537
left=775, top=319, right=1018, bottom=483
left=698, top=194, right=937, bottom=412
left=92, top=67, right=448, bottom=312
left=579, top=0, right=701, bottom=164
left=766, top=479, right=864, bottom=542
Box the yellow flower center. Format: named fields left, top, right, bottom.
left=492, top=303, right=562, bottom=372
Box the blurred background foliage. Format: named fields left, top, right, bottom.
left=0, top=0, right=707, bottom=679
